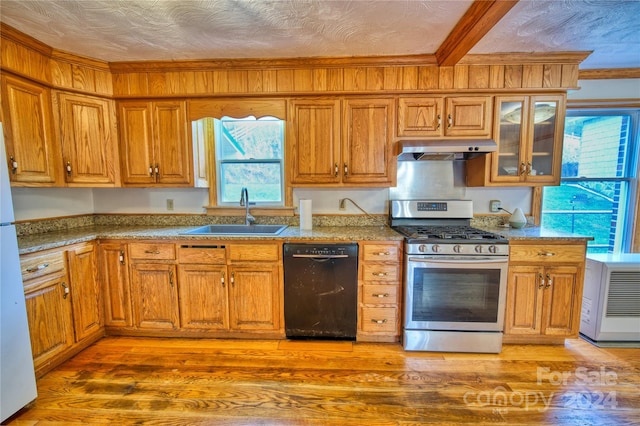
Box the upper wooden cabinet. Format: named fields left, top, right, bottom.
left=397, top=96, right=492, bottom=138
left=466, top=94, right=565, bottom=187
left=118, top=100, right=192, bottom=186
left=54, top=92, right=120, bottom=186
left=288, top=97, right=395, bottom=187
left=1, top=74, right=62, bottom=186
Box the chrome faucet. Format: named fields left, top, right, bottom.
left=239, top=187, right=255, bottom=225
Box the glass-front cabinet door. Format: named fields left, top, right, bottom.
left=491, top=95, right=564, bottom=185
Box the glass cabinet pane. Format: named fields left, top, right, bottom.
left=530, top=101, right=558, bottom=177
left=496, top=100, right=525, bottom=177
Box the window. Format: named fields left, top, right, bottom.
left=214, top=116, right=284, bottom=205
left=541, top=109, right=639, bottom=253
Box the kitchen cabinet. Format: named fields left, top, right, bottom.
left=67, top=242, right=102, bottom=341
left=357, top=241, right=402, bottom=342
left=21, top=243, right=103, bottom=377
left=177, top=245, right=228, bottom=330
left=21, top=249, right=74, bottom=376
left=228, top=243, right=282, bottom=332
left=466, top=94, right=565, bottom=186
left=54, top=91, right=120, bottom=186
left=288, top=97, right=395, bottom=186
left=1, top=74, right=62, bottom=186
left=504, top=241, right=586, bottom=344
left=129, top=242, right=180, bottom=329
left=118, top=100, right=192, bottom=186
left=397, top=96, right=492, bottom=138
left=99, top=242, right=133, bottom=328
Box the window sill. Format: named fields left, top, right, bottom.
left=205, top=206, right=295, bottom=217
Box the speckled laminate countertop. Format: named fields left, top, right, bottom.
left=17, top=225, right=404, bottom=255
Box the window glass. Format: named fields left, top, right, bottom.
left=215, top=116, right=284, bottom=204
left=541, top=112, right=638, bottom=253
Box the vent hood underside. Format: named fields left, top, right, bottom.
left=397, top=139, right=497, bottom=161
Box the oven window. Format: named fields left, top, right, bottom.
left=411, top=268, right=501, bottom=323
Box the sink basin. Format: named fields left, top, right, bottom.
left=181, top=224, right=288, bottom=236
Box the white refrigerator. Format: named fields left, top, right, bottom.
left=0, top=124, right=38, bottom=422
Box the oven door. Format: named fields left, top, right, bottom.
left=404, top=256, right=508, bottom=332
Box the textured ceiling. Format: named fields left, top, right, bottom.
left=1, top=0, right=639, bottom=69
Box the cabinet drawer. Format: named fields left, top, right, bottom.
left=129, top=243, right=176, bottom=260
left=361, top=264, right=400, bottom=282
left=361, top=284, right=399, bottom=304
left=510, top=244, right=586, bottom=264
left=178, top=245, right=226, bottom=264
left=229, top=243, right=280, bottom=262
left=21, top=250, right=66, bottom=282
left=362, top=244, right=400, bottom=262
left=360, top=307, right=398, bottom=333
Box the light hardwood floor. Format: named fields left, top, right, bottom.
left=7, top=337, right=640, bottom=425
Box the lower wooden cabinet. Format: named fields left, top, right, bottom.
left=504, top=241, right=586, bottom=344
left=357, top=241, right=402, bottom=342
left=21, top=242, right=103, bottom=377
left=177, top=264, right=229, bottom=330
left=131, top=263, right=180, bottom=329
left=228, top=264, right=281, bottom=331
left=99, top=242, right=133, bottom=327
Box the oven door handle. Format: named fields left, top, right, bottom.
left=408, top=257, right=508, bottom=264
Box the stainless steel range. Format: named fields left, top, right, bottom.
left=390, top=200, right=509, bottom=353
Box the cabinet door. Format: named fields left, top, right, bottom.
left=24, top=275, right=74, bottom=370
left=153, top=101, right=192, bottom=185
left=397, top=97, right=443, bottom=137
left=288, top=99, right=341, bottom=184
left=504, top=266, right=544, bottom=335
left=57, top=92, right=119, bottom=186
left=444, top=96, right=492, bottom=137
left=119, top=101, right=155, bottom=185
left=178, top=264, right=229, bottom=330
left=229, top=264, right=280, bottom=331
left=98, top=242, right=133, bottom=327
left=491, top=96, right=529, bottom=184
left=1, top=74, right=61, bottom=185
left=343, top=98, right=394, bottom=185
left=542, top=266, right=580, bottom=336
left=131, top=263, right=179, bottom=329
left=67, top=243, right=102, bottom=341
left=524, top=95, right=564, bottom=185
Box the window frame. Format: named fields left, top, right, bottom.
left=535, top=105, right=640, bottom=253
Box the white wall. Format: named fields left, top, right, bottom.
left=11, top=79, right=637, bottom=221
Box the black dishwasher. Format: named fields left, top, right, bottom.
left=283, top=243, right=358, bottom=340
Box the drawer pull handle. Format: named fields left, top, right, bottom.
left=538, top=252, right=555, bottom=257
left=231, top=271, right=235, bottom=287
left=61, top=282, right=69, bottom=299
left=538, top=273, right=545, bottom=288
left=372, top=293, right=389, bottom=298
left=26, top=263, right=49, bottom=273
left=119, top=250, right=126, bottom=265
left=169, top=270, right=174, bottom=287
left=371, top=319, right=388, bottom=324
left=372, top=272, right=388, bottom=277
left=374, top=252, right=391, bottom=256
left=221, top=271, right=225, bottom=287
left=144, top=250, right=161, bottom=254
left=545, top=273, right=552, bottom=288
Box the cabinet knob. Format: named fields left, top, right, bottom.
left=334, top=163, right=339, bottom=177
left=447, top=114, right=452, bottom=128
left=66, top=161, right=72, bottom=176
left=9, top=155, right=17, bottom=174
left=119, top=250, right=126, bottom=265
left=149, top=164, right=154, bottom=176
left=545, top=273, right=552, bottom=288
left=520, top=162, right=527, bottom=176
left=221, top=271, right=226, bottom=287
left=343, top=163, right=348, bottom=177
left=436, top=114, right=441, bottom=130
left=169, top=270, right=174, bottom=287
left=61, top=282, right=69, bottom=299
left=538, top=272, right=545, bottom=288
left=155, top=164, right=160, bottom=177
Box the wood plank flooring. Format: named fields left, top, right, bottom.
left=6, top=337, right=640, bottom=425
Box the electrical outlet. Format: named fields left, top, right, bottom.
left=489, top=200, right=501, bottom=213
left=166, top=199, right=174, bottom=211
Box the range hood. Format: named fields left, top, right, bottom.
left=397, top=139, right=497, bottom=161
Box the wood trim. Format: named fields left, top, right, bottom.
left=532, top=186, right=543, bottom=226
left=567, top=99, right=640, bottom=109
left=205, top=207, right=295, bottom=217
left=436, top=0, right=519, bottom=66
left=0, top=22, right=52, bottom=57
left=459, top=52, right=592, bottom=65
left=579, top=68, right=640, bottom=80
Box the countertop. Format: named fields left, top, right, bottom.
left=17, top=224, right=404, bottom=255
left=17, top=223, right=594, bottom=255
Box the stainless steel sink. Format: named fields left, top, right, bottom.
left=181, top=224, right=288, bottom=236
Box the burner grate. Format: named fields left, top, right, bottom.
left=395, top=225, right=506, bottom=242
